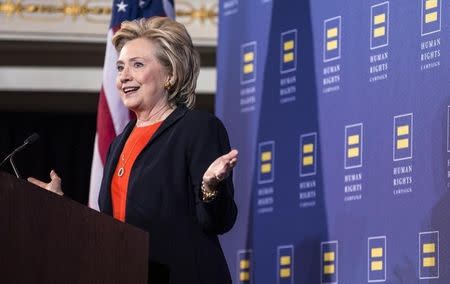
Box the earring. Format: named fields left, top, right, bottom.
left=164, top=80, right=172, bottom=90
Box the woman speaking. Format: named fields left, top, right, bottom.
left=29, top=17, right=238, bottom=284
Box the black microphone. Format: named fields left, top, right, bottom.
left=24, top=133, right=39, bottom=145
left=0, top=133, right=40, bottom=178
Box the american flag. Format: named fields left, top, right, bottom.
left=88, top=0, right=175, bottom=210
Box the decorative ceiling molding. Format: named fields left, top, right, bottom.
left=0, top=0, right=218, bottom=46
left=0, top=1, right=111, bottom=19
left=176, top=1, right=217, bottom=25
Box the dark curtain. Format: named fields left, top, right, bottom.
left=0, top=112, right=96, bottom=204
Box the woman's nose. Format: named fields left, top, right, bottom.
left=119, top=67, right=131, bottom=82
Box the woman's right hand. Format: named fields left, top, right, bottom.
left=27, top=170, right=64, bottom=196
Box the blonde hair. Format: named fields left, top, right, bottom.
left=112, top=17, right=200, bottom=109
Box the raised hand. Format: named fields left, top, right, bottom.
left=202, top=149, right=238, bottom=187
left=27, top=170, right=64, bottom=196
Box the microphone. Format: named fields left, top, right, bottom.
left=0, top=133, right=40, bottom=179
left=24, top=133, right=39, bottom=145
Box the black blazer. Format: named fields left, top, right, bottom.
left=98, top=105, right=237, bottom=284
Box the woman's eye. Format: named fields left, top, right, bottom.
left=117, top=65, right=124, bottom=72
left=134, top=62, right=143, bottom=68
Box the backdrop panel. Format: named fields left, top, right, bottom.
left=217, top=0, right=450, bottom=283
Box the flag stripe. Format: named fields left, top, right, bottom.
left=97, top=87, right=118, bottom=164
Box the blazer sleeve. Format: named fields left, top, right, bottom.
left=188, top=114, right=238, bottom=235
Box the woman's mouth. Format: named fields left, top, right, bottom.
left=122, top=86, right=140, bottom=95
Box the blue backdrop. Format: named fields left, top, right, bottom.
left=216, top=0, right=450, bottom=283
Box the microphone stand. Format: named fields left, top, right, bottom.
left=9, top=155, right=21, bottom=179
left=0, top=144, right=27, bottom=179
left=0, top=133, right=39, bottom=179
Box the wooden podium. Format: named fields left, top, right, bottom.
left=0, top=171, right=149, bottom=283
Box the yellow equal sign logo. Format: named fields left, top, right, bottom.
left=345, top=123, right=363, bottom=169
left=283, top=40, right=294, bottom=63
left=393, top=113, right=413, bottom=161
left=368, top=236, right=386, bottom=282
left=325, top=26, right=338, bottom=51
left=258, top=141, right=275, bottom=184
left=261, top=151, right=272, bottom=173
left=422, top=0, right=441, bottom=35
left=278, top=245, right=293, bottom=283
left=300, top=132, right=317, bottom=177
left=302, top=143, right=314, bottom=166
left=419, top=231, right=439, bottom=279
left=241, top=42, right=257, bottom=84
left=326, top=26, right=338, bottom=50
left=347, top=134, right=360, bottom=158
left=323, top=16, right=341, bottom=62
left=238, top=250, right=252, bottom=283
left=370, top=247, right=384, bottom=271
left=321, top=241, right=338, bottom=283
left=281, top=29, right=297, bottom=74
left=371, top=2, right=389, bottom=49
left=243, top=51, right=254, bottom=74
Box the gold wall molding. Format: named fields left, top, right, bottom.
left=177, top=1, right=217, bottom=25
left=0, top=1, right=110, bottom=21
left=0, top=1, right=217, bottom=24
left=0, top=0, right=218, bottom=46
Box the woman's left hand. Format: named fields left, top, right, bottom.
left=202, top=149, right=238, bottom=186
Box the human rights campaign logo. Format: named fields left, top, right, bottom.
left=300, top=132, right=317, bottom=177
left=241, top=42, right=257, bottom=84
left=237, top=249, right=252, bottom=283
left=277, top=245, right=294, bottom=284
left=368, top=236, right=386, bottom=282
left=421, top=0, right=441, bottom=35
left=370, top=2, right=389, bottom=49
left=280, top=30, right=297, bottom=74
left=393, top=113, right=413, bottom=161
left=345, top=123, right=363, bottom=169
left=258, top=141, right=275, bottom=184
left=321, top=241, right=338, bottom=284
left=419, top=231, right=439, bottom=279
left=323, top=16, right=341, bottom=62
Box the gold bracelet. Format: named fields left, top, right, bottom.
left=201, top=181, right=218, bottom=202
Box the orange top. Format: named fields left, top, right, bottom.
left=111, top=121, right=162, bottom=222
